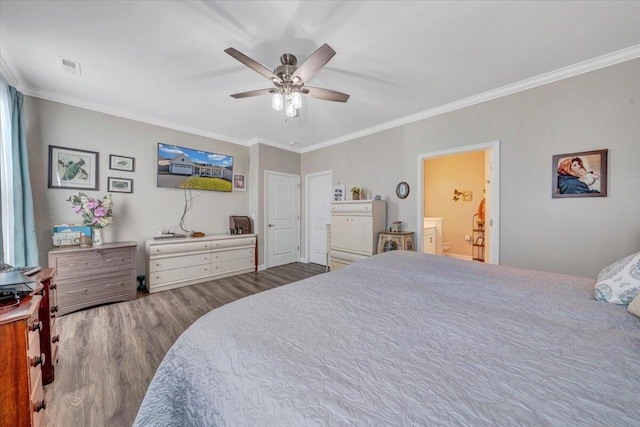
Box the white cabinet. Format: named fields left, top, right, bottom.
left=423, top=226, right=436, bottom=255
left=146, top=235, right=256, bottom=293
left=330, top=200, right=386, bottom=270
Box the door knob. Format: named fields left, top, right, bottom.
left=268, top=223, right=276, bottom=227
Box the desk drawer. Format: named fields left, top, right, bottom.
left=57, top=271, right=135, bottom=307
left=52, top=248, right=134, bottom=279
left=149, top=253, right=210, bottom=272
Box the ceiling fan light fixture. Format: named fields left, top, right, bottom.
left=272, top=92, right=284, bottom=110
left=292, top=91, right=302, bottom=109
left=286, top=102, right=298, bottom=118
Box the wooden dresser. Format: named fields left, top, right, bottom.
left=32, top=269, right=58, bottom=384
left=0, top=294, right=46, bottom=427
left=48, top=242, right=137, bottom=316
left=145, top=234, right=257, bottom=293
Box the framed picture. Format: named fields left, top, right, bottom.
left=333, top=184, right=345, bottom=201
left=476, top=236, right=484, bottom=246
left=48, top=145, right=99, bottom=190
left=108, top=177, right=133, bottom=193
left=552, top=149, right=608, bottom=198
left=233, top=173, right=246, bottom=191
left=109, top=154, right=135, bottom=172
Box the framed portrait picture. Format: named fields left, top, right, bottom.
left=333, top=184, right=345, bottom=201
left=108, top=177, right=133, bottom=193
left=109, top=154, right=135, bottom=172
left=233, top=173, right=246, bottom=191
left=48, top=145, right=99, bottom=190
left=552, top=149, right=608, bottom=198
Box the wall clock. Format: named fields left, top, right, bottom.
left=396, top=182, right=410, bottom=199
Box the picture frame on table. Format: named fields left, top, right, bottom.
left=552, top=149, right=607, bottom=198
left=48, top=145, right=99, bottom=190
left=109, top=154, right=135, bottom=172
left=108, top=177, right=133, bottom=193
left=233, top=173, right=246, bottom=191
left=333, top=184, right=346, bottom=201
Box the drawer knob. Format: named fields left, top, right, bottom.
left=51, top=305, right=59, bottom=314
left=30, top=321, right=43, bottom=332
left=31, top=353, right=46, bottom=367
left=52, top=335, right=60, bottom=344
left=33, top=400, right=46, bottom=413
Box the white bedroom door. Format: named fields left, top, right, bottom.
left=266, top=171, right=300, bottom=267
left=306, top=171, right=331, bottom=266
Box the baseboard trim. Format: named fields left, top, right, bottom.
left=257, top=264, right=267, bottom=271
left=299, top=257, right=308, bottom=263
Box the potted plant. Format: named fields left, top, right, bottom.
left=350, top=187, right=361, bottom=200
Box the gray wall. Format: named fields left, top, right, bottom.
left=25, top=98, right=250, bottom=274
left=301, top=58, right=640, bottom=278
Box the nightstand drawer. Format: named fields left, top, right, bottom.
left=149, top=253, right=210, bottom=272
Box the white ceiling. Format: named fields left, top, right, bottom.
left=1, top=1, right=639, bottom=152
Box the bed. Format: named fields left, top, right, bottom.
left=134, top=251, right=640, bottom=426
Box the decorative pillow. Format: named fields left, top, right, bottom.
left=594, top=251, right=640, bottom=304
left=629, top=293, right=640, bottom=318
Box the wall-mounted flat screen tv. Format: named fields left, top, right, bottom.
left=157, top=143, right=234, bottom=192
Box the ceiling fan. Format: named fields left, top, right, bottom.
left=224, top=43, right=350, bottom=118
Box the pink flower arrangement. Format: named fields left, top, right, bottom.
left=67, top=192, right=114, bottom=229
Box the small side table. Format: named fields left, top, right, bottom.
left=377, top=231, right=416, bottom=254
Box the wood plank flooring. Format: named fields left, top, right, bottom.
left=44, top=262, right=326, bottom=427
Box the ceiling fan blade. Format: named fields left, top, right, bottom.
left=224, top=48, right=282, bottom=83
left=301, top=86, right=350, bottom=103
left=230, top=88, right=276, bottom=99
left=291, top=43, right=336, bottom=83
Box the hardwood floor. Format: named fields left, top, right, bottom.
left=44, top=262, right=326, bottom=427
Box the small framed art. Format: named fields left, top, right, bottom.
left=552, top=149, right=607, bottom=198
left=233, top=174, right=246, bottom=191
left=109, top=154, right=135, bottom=172
left=48, top=145, right=99, bottom=190
left=108, top=177, right=133, bottom=193
left=333, top=184, right=345, bottom=201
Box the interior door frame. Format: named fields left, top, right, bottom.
left=304, top=170, right=332, bottom=265
left=264, top=170, right=301, bottom=268
left=416, top=140, right=500, bottom=264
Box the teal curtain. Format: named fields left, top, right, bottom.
left=1, top=81, right=38, bottom=266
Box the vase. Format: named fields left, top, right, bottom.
left=92, top=228, right=104, bottom=246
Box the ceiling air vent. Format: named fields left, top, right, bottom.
left=57, top=56, right=81, bottom=76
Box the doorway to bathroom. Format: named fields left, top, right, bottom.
left=416, top=141, right=500, bottom=264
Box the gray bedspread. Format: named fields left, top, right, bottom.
left=134, top=251, right=640, bottom=426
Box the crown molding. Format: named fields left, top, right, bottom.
left=0, top=55, right=19, bottom=86
left=248, top=137, right=301, bottom=153
left=301, top=44, right=640, bottom=153
left=17, top=85, right=250, bottom=146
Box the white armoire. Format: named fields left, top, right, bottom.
left=329, top=200, right=387, bottom=270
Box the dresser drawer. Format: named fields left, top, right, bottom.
left=28, top=331, right=42, bottom=396
left=149, top=241, right=211, bottom=255
left=57, top=271, right=136, bottom=307
left=212, top=247, right=254, bottom=263
left=52, top=248, right=135, bottom=279
left=149, top=253, right=210, bottom=272
left=212, top=257, right=255, bottom=275
left=211, top=236, right=256, bottom=249
left=150, top=264, right=210, bottom=285
left=331, top=202, right=373, bottom=215
left=31, top=371, right=45, bottom=427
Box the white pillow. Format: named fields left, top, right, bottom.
left=594, top=251, right=640, bottom=304
left=629, top=293, right=640, bottom=318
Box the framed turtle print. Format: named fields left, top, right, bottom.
left=48, top=145, right=99, bottom=190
